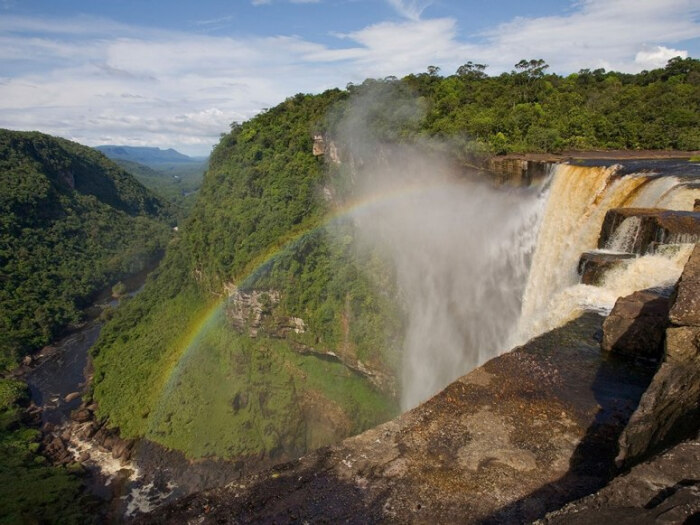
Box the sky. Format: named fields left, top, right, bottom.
left=1, top=0, right=699, bottom=156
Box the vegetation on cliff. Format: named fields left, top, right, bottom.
left=99, top=156, right=206, bottom=214
left=91, top=57, right=698, bottom=462
left=0, top=129, right=174, bottom=370
left=91, top=91, right=402, bottom=460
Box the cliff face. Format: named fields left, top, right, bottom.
left=91, top=91, right=401, bottom=465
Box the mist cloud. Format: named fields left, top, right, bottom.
left=333, top=85, right=546, bottom=408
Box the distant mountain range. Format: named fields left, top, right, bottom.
left=95, top=145, right=207, bottom=165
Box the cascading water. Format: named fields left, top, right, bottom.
left=353, top=160, right=697, bottom=410
left=515, top=164, right=698, bottom=344
left=605, top=216, right=642, bottom=253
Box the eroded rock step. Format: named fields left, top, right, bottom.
left=578, top=251, right=636, bottom=285
left=599, top=208, right=700, bottom=254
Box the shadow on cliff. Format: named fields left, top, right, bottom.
left=136, top=448, right=390, bottom=525
left=480, top=313, right=658, bottom=524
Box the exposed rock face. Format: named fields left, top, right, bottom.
left=136, top=313, right=657, bottom=524
left=312, top=134, right=341, bottom=164
left=225, top=287, right=308, bottom=338
left=578, top=251, right=636, bottom=285
left=601, top=289, right=671, bottom=359
left=616, top=243, right=700, bottom=467
left=487, top=157, right=550, bottom=186
left=539, top=435, right=700, bottom=524
left=669, top=243, right=700, bottom=326
left=312, top=134, right=325, bottom=156
left=224, top=285, right=393, bottom=395
left=598, top=208, right=700, bottom=254
left=327, top=140, right=341, bottom=164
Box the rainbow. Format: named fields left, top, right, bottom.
left=145, top=177, right=461, bottom=426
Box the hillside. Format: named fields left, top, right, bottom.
left=91, top=58, right=699, bottom=467
left=0, top=129, right=174, bottom=370
left=91, top=90, right=402, bottom=465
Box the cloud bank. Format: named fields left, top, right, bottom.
left=0, top=0, right=698, bottom=154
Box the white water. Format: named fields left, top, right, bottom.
left=605, top=216, right=642, bottom=252
left=350, top=160, right=698, bottom=409
left=515, top=165, right=699, bottom=343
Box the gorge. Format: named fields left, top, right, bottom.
left=23, top=155, right=700, bottom=521
left=138, top=158, right=700, bottom=523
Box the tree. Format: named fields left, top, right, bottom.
left=514, top=59, right=550, bottom=79
left=456, top=61, right=488, bottom=80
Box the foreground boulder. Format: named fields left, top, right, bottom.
left=601, top=289, right=671, bottom=359
left=616, top=243, right=700, bottom=467
left=539, top=434, right=700, bottom=524
left=578, top=251, right=636, bottom=285
left=136, top=313, right=656, bottom=524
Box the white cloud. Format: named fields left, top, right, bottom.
left=473, top=0, right=700, bottom=73
left=635, top=45, right=688, bottom=69
left=0, top=0, right=698, bottom=154
left=385, top=0, right=431, bottom=21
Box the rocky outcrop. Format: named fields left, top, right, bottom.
left=225, top=286, right=307, bottom=338
left=601, top=289, right=671, bottom=359
left=487, top=157, right=550, bottom=186
left=136, top=313, right=657, bottom=524
left=615, top=243, right=700, bottom=468
left=669, top=242, right=700, bottom=326
left=578, top=251, right=636, bottom=285
left=598, top=208, right=700, bottom=254
left=539, top=435, right=700, bottom=524
left=312, top=134, right=340, bottom=164
left=312, top=134, right=325, bottom=156
left=225, top=287, right=280, bottom=337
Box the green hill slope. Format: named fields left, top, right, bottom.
left=0, top=129, right=174, bottom=369
left=91, top=91, right=403, bottom=462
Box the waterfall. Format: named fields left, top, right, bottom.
left=515, top=164, right=698, bottom=344
left=605, top=216, right=642, bottom=253
left=354, top=161, right=696, bottom=410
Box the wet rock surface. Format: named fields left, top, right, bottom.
left=578, top=251, right=636, bottom=285
left=136, top=312, right=657, bottom=524
left=598, top=208, right=700, bottom=254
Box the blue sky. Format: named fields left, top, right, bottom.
left=1, top=0, right=699, bottom=155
